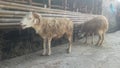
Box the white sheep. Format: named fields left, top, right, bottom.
left=20, top=12, right=73, bottom=55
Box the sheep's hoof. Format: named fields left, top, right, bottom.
left=41, top=54, right=46, bottom=56
left=83, top=42, right=87, bottom=44
left=47, top=53, right=51, bottom=56
left=91, top=42, right=94, bottom=44
left=86, top=43, right=90, bottom=46
left=41, top=52, right=46, bottom=56
left=84, top=42, right=89, bottom=45
left=95, top=44, right=100, bottom=47
left=98, top=44, right=103, bottom=47
left=99, top=43, right=103, bottom=47
left=95, top=44, right=98, bottom=46
left=67, top=48, right=71, bottom=54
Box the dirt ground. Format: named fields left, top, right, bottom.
left=0, top=31, right=120, bottom=68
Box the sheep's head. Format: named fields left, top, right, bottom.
left=20, top=12, right=41, bottom=29
left=76, top=23, right=85, bottom=39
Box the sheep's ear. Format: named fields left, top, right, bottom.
left=32, top=12, right=40, bottom=18
left=32, top=13, right=41, bottom=24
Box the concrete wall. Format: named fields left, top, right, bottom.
left=102, top=0, right=118, bottom=32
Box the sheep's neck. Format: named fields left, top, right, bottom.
left=32, top=23, right=41, bottom=34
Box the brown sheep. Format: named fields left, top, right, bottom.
left=80, top=15, right=109, bottom=46
left=20, top=12, right=73, bottom=56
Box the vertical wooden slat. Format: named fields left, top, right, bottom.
left=29, top=0, right=32, bottom=5
left=28, top=0, right=32, bottom=12
left=73, top=1, right=75, bottom=11
left=64, top=0, right=67, bottom=10
left=101, top=0, right=103, bottom=15
left=91, top=0, right=95, bottom=14
left=48, top=0, right=51, bottom=8
left=62, top=0, right=64, bottom=10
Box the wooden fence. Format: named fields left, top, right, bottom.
left=0, top=1, right=100, bottom=58
left=1, top=0, right=67, bottom=9
left=0, top=1, right=98, bottom=40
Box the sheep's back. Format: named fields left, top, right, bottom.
left=40, top=17, right=73, bottom=38
left=82, top=15, right=108, bottom=33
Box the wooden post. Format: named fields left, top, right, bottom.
left=76, top=8, right=79, bottom=12
left=62, top=0, right=64, bottom=9
left=85, top=6, right=88, bottom=13
left=101, top=0, right=104, bottom=15
left=92, top=0, right=95, bottom=14
left=73, top=1, right=75, bottom=11
left=29, top=0, right=32, bottom=12
left=64, top=0, right=67, bottom=10
left=29, top=0, right=32, bottom=5
left=48, top=0, right=51, bottom=8
left=44, top=4, right=47, bottom=8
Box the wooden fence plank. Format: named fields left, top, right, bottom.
left=0, top=1, right=98, bottom=29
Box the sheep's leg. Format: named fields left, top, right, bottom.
left=95, top=32, right=102, bottom=46
left=84, top=34, right=88, bottom=44
left=42, top=38, right=47, bottom=56
left=47, top=38, right=52, bottom=56
left=99, top=33, right=105, bottom=46
left=91, top=33, right=94, bottom=44
left=67, top=36, right=72, bottom=53
left=66, top=33, right=72, bottom=53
